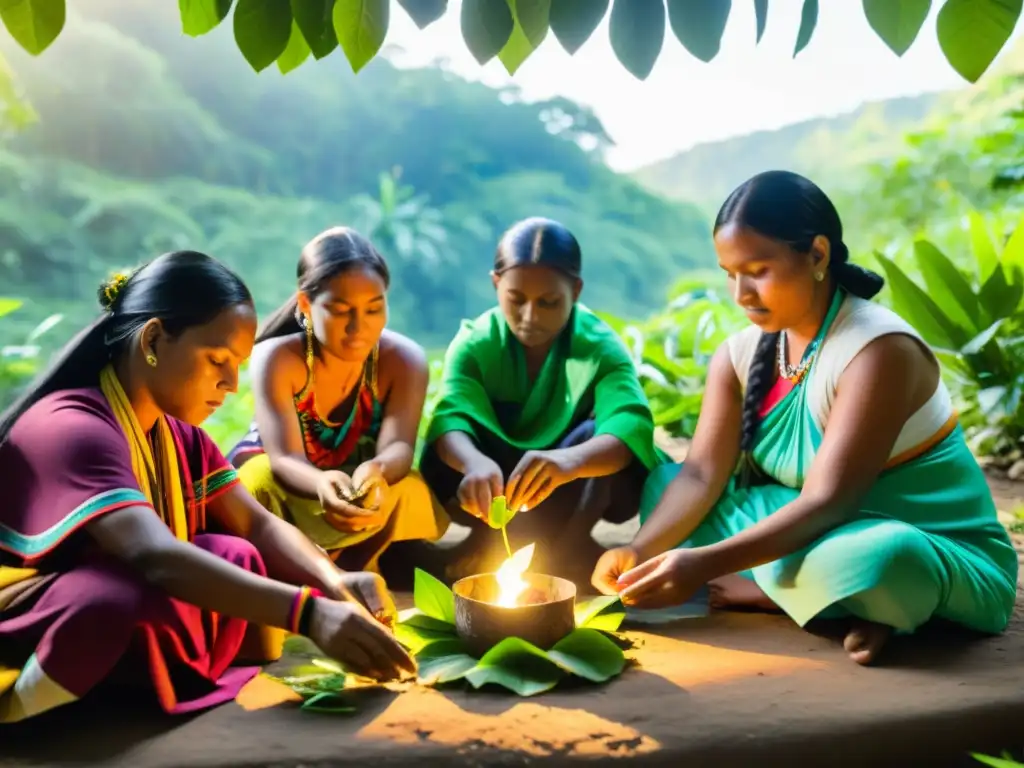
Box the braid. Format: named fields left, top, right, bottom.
left=737, top=330, right=778, bottom=488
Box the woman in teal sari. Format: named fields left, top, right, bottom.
left=422, top=217, right=665, bottom=582
left=592, top=171, right=1018, bottom=665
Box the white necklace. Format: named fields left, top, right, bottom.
left=777, top=332, right=818, bottom=384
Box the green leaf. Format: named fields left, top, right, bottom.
left=971, top=752, right=1024, bottom=768
left=793, top=0, right=817, bottom=56
left=549, top=0, right=608, bottom=54
left=413, top=568, right=456, bottom=624
left=333, top=0, right=389, bottom=73
left=1001, top=213, right=1024, bottom=283
left=179, top=0, right=234, bottom=36
left=488, top=495, right=517, bottom=528
left=0, top=0, right=65, bottom=55
left=464, top=636, right=564, bottom=696
left=26, top=313, right=61, bottom=342
left=862, top=0, right=930, bottom=56
left=913, top=239, right=981, bottom=333
left=416, top=639, right=477, bottom=684
left=936, top=0, right=1022, bottom=83
left=873, top=252, right=967, bottom=349
left=969, top=210, right=999, bottom=285
left=575, top=595, right=626, bottom=632
left=277, top=19, right=311, bottom=72
left=546, top=628, right=625, bottom=682
left=0, top=298, right=23, bottom=318
left=609, top=0, right=665, bottom=80
left=291, top=0, right=338, bottom=59
left=979, top=264, right=1024, bottom=321
left=498, top=0, right=550, bottom=74
left=233, top=0, right=293, bottom=72
left=461, top=0, right=514, bottom=64
left=666, top=0, right=731, bottom=63
left=300, top=691, right=357, bottom=713
left=398, top=0, right=447, bottom=28
left=962, top=319, right=1005, bottom=356
left=754, top=0, right=767, bottom=42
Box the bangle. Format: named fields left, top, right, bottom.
left=287, top=586, right=324, bottom=635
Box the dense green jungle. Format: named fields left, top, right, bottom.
left=2, top=3, right=1024, bottom=481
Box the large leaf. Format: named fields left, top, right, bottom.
left=549, top=0, right=608, bottom=54
left=793, top=0, right=817, bottom=56
left=498, top=0, right=551, bottom=74
left=936, top=0, right=1022, bottom=83
left=0, top=0, right=64, bottom=55
left=179, top=0, right=233, bottom=36
left=333, top=0, right=389, bottom=73
left=415, top=639, right=477, bottom=684
left=398, top=0, right=447, bottom=28
left=666, top=0, right=731, bottom=63
left=291, top=0, right=338, bottom=58
left=862, top=0, right=930, bottom=56
left=969, top=210, right=999, bottom=285
left=609, top=0, right=666, bottom=81
left=913, top=239, right=981, bottom=333
left=461, top=0, right=514, bottom=64
left=233, top=0, right=293, bottom=71
left=574, top=595, right=626, bottom=632
left=546, top=629, right=625, bottom=682
left=413, top=568, right=456, bottom=624
left=1000, top=213, right=1024, bottom=285
left=873, top=252, right=967, bottom=349
left=277, top=19, right=311, bottom=72
left=962, top=319, right=1005, bottom=357
left=464, top=637, right=565, bottom=696
left=395, top=607, right=456, bottom=653
left=979, top=264, right=1024, bottom=320
left=0, top=298, right=23, bottom=319
left=754, top=0, right=767, bottom=42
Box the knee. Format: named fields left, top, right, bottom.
left=71, top=560, right=161, bottom=624
left=193, top=533, right=267, bottom=576
left=857, top=524, right=935, bottom=588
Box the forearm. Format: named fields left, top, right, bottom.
left=367, top=442, right=414, bottom=484
left=142, top=540, right=298, bottom=629
left=248, top=511, right=346, bottom=599
left=435, top=431, right=488, bottom=474
left=565, top=435, right=633, bottom=479
left=700, top=492, right=848, bottom=577
left=631, top=463, right=726, bottom=560
left=269, top=453, right=324, bottom=498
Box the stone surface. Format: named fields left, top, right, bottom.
left=2, top=589, right=1023, bottom=768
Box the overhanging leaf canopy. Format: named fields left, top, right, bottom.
left=0, top=0, right=1019, bottom=83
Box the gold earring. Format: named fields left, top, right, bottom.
left=814, top=271, right=825, bottom=282
left=145, top=353, right=158, bottom=367
left=304, top=314, right=314, bottom=370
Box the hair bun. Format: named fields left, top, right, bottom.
left=98, top=271, right=131, bottom=311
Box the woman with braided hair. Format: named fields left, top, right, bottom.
left=591, top=170, right=1017, bottom=665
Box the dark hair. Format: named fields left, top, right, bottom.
left=0, top=250, right=253, bottom=444
left=256, top=226, right=390, bottom=343
left=714, top=170, right=885, bottom=488
left=494, top=217, right=582, bottom=280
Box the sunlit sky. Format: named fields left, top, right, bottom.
left=382, top=0, right=1023, bottom=171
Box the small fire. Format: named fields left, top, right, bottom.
left=494, top=542, right=535, bottom=607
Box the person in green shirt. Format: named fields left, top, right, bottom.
left=421, top=217, right=667, bottom=583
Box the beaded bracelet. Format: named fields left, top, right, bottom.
left=288, top=586, right=324, bottom=636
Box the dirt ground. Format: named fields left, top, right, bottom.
left=2, top=437, right=1023, bottom=767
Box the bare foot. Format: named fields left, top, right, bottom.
left=707, top=574, right=781, bottom=612
left=843, top=620, right=891, bottom=666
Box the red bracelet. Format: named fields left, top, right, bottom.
left=287, top=586, right=324, bottom=635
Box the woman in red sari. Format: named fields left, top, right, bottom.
left=0, top=251, right=414, bottom=724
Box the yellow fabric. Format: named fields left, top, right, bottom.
left=99, top=365, right=189, bottom=542
left=0, top=568, right=37, bottom=590
left=238, top=455, right=449, bottom=570
left=0, top=667, right=18, bottom=698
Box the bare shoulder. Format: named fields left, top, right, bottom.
left=378, top=330, right=428, bottom=372
left=250, top=334, right=307, bottom=393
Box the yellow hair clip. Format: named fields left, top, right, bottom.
left=99, top=271, right=131, bottom=311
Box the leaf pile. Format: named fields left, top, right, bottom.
left=395, top=569, right=629, bottom=697
left=264, top=658, right=357, bottom=714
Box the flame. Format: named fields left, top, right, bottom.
left=494, top=542, right=535, bottom=607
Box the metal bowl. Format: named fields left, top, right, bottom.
left=452, top=572, right=577, bottom=657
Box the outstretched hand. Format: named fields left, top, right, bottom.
left=506, top=449, right=579, bottom=512
left=616, top=548, right=712, bottom=610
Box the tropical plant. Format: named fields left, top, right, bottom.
left=599, top=278, right=747, bottom=439
left=972, top=752, right=1024, bottom=767
left=872, top=211, right=1024, bottom=458
left=0, top=298, right=62, bottom=410
left=393, top=569, right=629, bottom=696
left=1, top=0, right=1019, bottom=84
